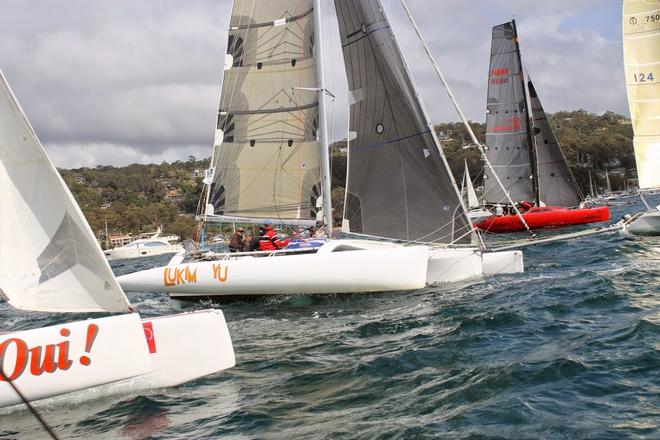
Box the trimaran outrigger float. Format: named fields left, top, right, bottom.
left=0, top=71, right=234, bottom=409
left=117, top=0, right=524, bottom=299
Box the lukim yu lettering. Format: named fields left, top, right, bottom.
left=163, top=264, right=229, bottom=286
left=163, top=266, right=198, bottom=287
left=0, top=324, right=99, bottom=382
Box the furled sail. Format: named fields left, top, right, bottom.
left=623, top=0, right=660, bottom=190
left=528, top=80, right=582, bottom=207
left=484, top=21, right=536, bottom=205
left=0, top=72, right=132, bottom=313
left=207, top=0, right=322, bottom=223
left=335, top=0, right=471, bottom=244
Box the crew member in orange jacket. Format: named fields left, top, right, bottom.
left=258, top=220, right=290, bottom=251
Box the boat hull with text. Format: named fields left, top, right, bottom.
left=118, top=240, right=430, bottom=297
left=475, top=206, right=610, bottom=233
left=0, top=310, right=234, bottom=408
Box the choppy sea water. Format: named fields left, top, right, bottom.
left=1, top=196, right=658, bottom=439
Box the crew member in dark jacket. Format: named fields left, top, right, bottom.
left=228, top=227, right=246, bottom=252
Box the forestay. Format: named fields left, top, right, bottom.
left=335, top=0, right=471, bottom=244
left=529, top=80, right=582, bottom=207
left=0, top=72, right=131, bottom=313
left=208, top=0, right=322, bottom=222
left=484, top=21, right=536, bottom=204
left=623, top=0, right=660, bottom=190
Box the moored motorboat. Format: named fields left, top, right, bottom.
left=104, top=236, right=184, bottom=261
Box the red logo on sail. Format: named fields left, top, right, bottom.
left=492, top=116, right=522, bottom=133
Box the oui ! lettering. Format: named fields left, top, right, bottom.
left=163, top=266, right=198, bottom=287
left=212, top=264, right=228, bottom=283
left=0, top=324, right=99, bottom=382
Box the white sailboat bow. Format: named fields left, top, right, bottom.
left=0, top=71, right=235, bottom=409
left=620, top=0, right=660, bottom=235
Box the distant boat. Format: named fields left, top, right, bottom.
left=0, top=71, right=234, bottom=409
left=619, top=0, right=660, bottom=235
left=461, top=159, right=492, bottom=221
left=104, top=227, right=184, bottom=261
left=474, top=20, right=610, bottom=233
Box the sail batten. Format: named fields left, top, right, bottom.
left=335, top=0, right=470, bottom=244
left=0, top=72, right=131, bottom=313
left=208, top=0, right=322, bottom=222
left=623, top=0, right=660, bottom=190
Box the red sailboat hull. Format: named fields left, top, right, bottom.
left=475, top=206, right=610, bottom=233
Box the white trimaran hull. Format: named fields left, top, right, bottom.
left=117, top=240, right=523, bottom=297
left=621, top=208, right=660, bottom=236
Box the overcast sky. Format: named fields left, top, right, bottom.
left=0, top=0, right=627, bottom=168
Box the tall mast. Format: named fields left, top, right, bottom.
left=399, top=0, right=534, bottom=237
left=313, top=0, right=333, bottom=238
left=512, top=20, right=540, bottom=206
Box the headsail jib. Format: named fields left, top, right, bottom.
left=0, top=72, right=132, bottom=313
left=528, top=80, right=582, bottom=207
left=208, top=0, right=323, bottom=223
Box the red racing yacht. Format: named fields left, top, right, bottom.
left=473, top=20, right=609, bottom=233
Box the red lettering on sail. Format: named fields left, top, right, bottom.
left=492, top=116, right=522, bottom=133
left=491, top=67, right=509, bottom=76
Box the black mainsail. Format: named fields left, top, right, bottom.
left=528, top=80, right=582, bottom=207
left=207, top=0, right=322, bottom=224
left=484, top=20, right=537, bottom=205
left=334, top=0, right=471, bottom=244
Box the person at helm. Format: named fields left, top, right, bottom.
left=258, top=220, right=290, bottom=251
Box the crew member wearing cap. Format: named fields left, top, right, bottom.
left=258, top=220, right=291, bottom=251
left=228, top=227, right=247, bottom=252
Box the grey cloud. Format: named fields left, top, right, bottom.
left=0, top=0, right=627, bottom=168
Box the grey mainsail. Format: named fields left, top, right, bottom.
left=528, top=80, right=582, bottom=207
left=207, top=0, right=321, bottom=223
left=334, top=0, right=471, bottom=244
left=484, top=20, right=537, bottom=205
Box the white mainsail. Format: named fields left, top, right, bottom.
left=0, top=71, right=132, bottom=313
left=623, top=0, right=660, bottom=190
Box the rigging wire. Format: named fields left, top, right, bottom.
left=398, top=0, right=536, bottom=241
left=0, top=366, right=60, bottom=440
